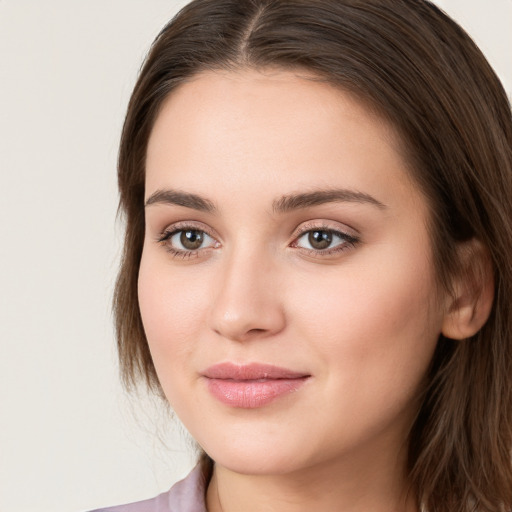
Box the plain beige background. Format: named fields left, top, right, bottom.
left=0, top=1, right=510, bottom=511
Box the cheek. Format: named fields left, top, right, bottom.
left=290, top=243, right=441, bottom=398
left=137, top=252, right=209, bottom=374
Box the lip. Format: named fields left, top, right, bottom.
left=202, top=363, right=310, bottom=408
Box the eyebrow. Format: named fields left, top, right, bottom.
left=145, top=189, right=216, bottom=212
left=272, top=189, right=386, bottom=213
left=144, top=187, right=386, bottom=213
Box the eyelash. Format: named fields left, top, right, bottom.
left=156, top=223, right=359, bottom=259
left=290, top=223, right=359, bottom=257
left=156, top=222, right=218, bottom=259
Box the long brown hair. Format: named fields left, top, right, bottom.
left=113, top=1, right=512, bottom=510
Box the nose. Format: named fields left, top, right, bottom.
left=208, top=248, right=286, bottom=342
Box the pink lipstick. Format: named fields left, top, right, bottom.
left=202, top=363, right=310, bottom=408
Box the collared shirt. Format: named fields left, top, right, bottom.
left=89, top=465, right=207, bottom=512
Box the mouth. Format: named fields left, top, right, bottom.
left=201, top=362, right=311, bottom=408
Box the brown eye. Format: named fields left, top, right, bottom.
left=180, top=230, right=204, bottom=250
left=160, top=228, right=217, bottom=254
left=308, top=230, right=332, bottom=250
left=294, top=227, right=358, bottom=255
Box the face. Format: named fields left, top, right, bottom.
left=139, top=69, right=447, bottom=477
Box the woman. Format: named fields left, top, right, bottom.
left=94, top=0, right=512, bottom=510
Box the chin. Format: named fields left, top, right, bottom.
left=209, top=449, right=303, bottom=476
left=198, top=431, right=317, bottom=476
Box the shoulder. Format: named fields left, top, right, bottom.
left=86, top=465, right=207, bottom=512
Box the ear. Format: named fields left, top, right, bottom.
left=441, top=238, right=494, bottom=340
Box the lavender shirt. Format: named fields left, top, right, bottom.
left=89, top=465, right=207, bottom=512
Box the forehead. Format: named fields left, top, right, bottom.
left=148, top=68, right=399, bottom=157
left=145, top=68, right=420, bottom=212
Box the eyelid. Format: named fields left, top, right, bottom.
left=155, top=221, right=221, bottom=259
left=289, top=220, right=360, bottom=257
left=291, top=220, right=359, bottom=240
left=156, top=220, right=219, bottom=241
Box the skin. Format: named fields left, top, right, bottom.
left=139, top=68, right=452, bottom=512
